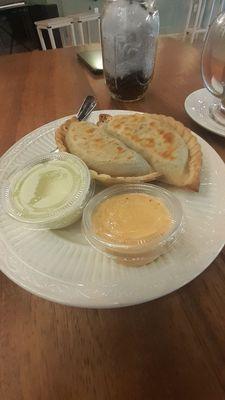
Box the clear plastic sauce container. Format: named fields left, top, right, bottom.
left=82, top=184, right=183, bottom=266
left=2, top=152, right=94, bottom=229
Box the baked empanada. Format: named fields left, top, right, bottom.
left=55, top=113, right=202, bottom=191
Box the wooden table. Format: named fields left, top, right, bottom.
left=1, top=38, right=225, bottom=400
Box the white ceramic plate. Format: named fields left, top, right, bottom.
left=185, top=88, right=225, bottom=138
left=0, top=110, right=225, bottom=308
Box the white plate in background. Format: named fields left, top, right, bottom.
left=185, top=88, right=225, bottom=138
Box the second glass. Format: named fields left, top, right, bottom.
left=202, top=12, right=225, bottom=126
left=101, top=0, right=160, bottom=102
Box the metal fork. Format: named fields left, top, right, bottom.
left=75, top=95, right=97, bottom=121
left=52, top=95, right=97, bottom=153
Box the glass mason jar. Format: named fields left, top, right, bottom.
left=100, top=0, right=160, bottom=102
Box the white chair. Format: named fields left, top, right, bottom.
left=70, top=12, right=101, bottom=45
left=35, top=16, right=76, bottom=51
left=203, top=0, right=225, bottom=39
left=183, top=0, right=225, bottom=43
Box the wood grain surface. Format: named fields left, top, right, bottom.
left=0, top=38, right=225, bottom=400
